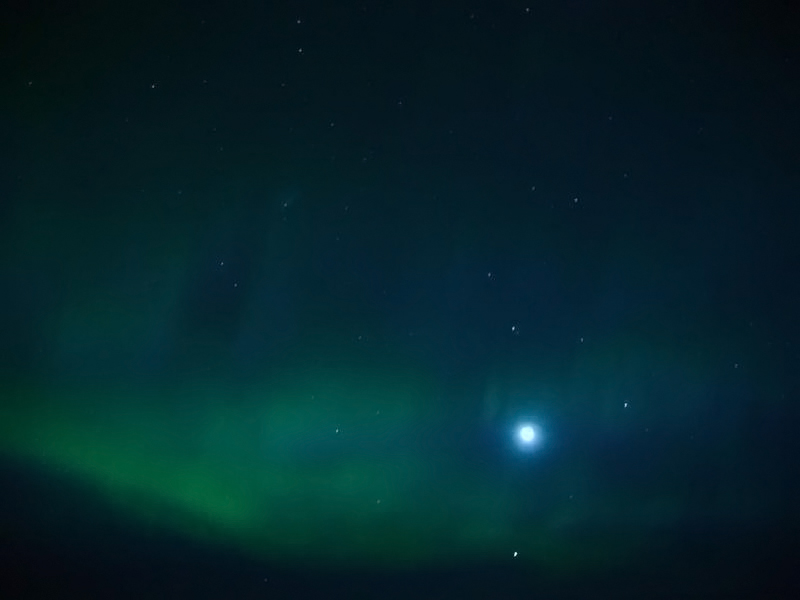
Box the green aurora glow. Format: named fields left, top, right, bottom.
left=0, top=364, right=663, bottom=572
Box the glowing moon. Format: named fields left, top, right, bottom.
left=518, top=425, right=535, bottom=443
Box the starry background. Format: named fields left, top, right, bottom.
left=1, top=0, right=799, bottom=598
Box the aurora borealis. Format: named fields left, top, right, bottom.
left=2, top=0, right=797, bottom=597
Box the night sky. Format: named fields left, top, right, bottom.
left=1, top=1, right=799, bottom=598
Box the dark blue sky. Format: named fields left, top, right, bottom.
left=1, top=1, right=798, bottom=598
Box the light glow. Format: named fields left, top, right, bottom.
left=514, top=422, right=542, bottom=452
left=519, top=425, right=535, bottom=443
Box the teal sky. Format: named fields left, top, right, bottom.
left=1, top=0, right=797, bottom=597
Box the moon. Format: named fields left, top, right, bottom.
left=514, top=422, right=542, bottom=452
left=518, top=425, right=535, bottom=443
